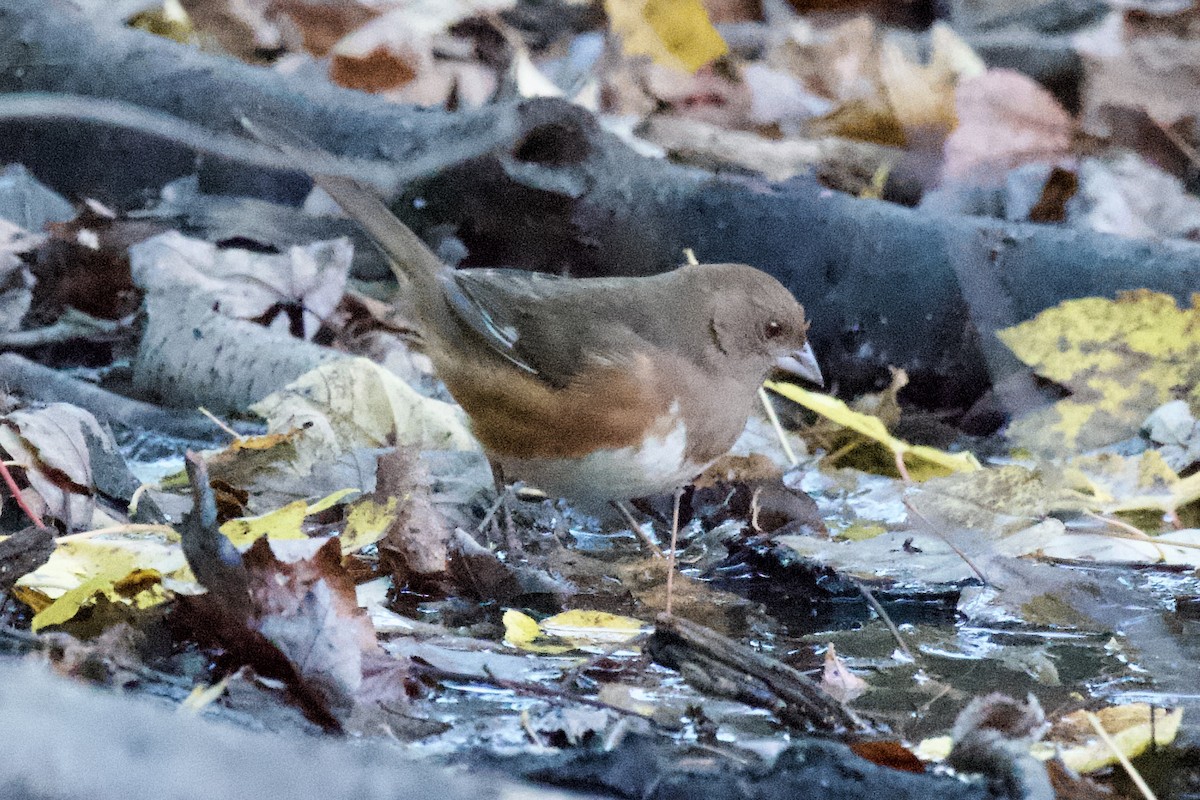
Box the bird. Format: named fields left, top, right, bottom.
left=301, top=171, right=822, bottom=506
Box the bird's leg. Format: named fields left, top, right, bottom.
left=482, top=459, right=522, bottom=555
left=665, top=487, right=683, bottom=616
left=611, top=501, right=665, bottom=559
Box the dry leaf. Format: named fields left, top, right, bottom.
left=219, top=488, right=360, bottom=549
left=1074, top=152, right=1200, bottom=240
left=244, top=536, right=381, bottom=712
left=13, top=527, right=194, bottom=631
left=1047, top=703, right=1183, bottom=773
left=503, top=608, right=647, bottom=654
left=821, top=643, right=868, bottom=703
left=0, top=404, right=114, bottom=529
left=130, top=231, right=351, bottom=340
left=248, top=357, right=477, bottom=478
left=942, top=69, right=1076, bottom=185
left=1075, top=9, right=1200, bottom=136
left=376, top=447, right=451, bottom=579
left=999, top=290, right=1200, bottom=454
left=766, top=381, right=980, bottom=480
left=605, top=0, right=729, bottom=73
left=807, top=21, right=984, bottom=146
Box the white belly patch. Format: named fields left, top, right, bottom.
left=496, top=404, right=706, bottom=503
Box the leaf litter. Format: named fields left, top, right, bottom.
left=5, top=1, right=1200, bottom=797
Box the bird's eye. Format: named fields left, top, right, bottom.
left=764, top=320, right=784, bottom=338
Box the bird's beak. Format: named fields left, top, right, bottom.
left=775, top=342, right=823, bottom=386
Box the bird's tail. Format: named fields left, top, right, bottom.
left=240, top=118, right=447, bottom=298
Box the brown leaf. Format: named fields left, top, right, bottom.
left=0, top=403, right=110, bottom=529
left=848, top=740, right=925, bottom=773
left=244, top=536, right=380, bottom=702
left=820, top=642, right=868, bottom=703
left=330, top=30, right=422, bottom=93
left=941, top=69, right=1075, bottom=185
left=271, top=0, right=380, bottom=57
left=376, top=447, right=453, bottom=582
left=245, top=536, right=420, bottom=731
left=1075, top=8, right=1200, bottom=135
left=1027, top=167, right=1079, bottom=223
left=33, top=208, right=157, bottom=321
left=177, top=455, right=411, bottom=730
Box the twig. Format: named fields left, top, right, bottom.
left=0, top=310, right=126, bottom=349
left=613, top=501, right=665, bottom=559
left=856, top=582, right=913, bottom=661
left=649, top=614, right=870, bottom=734
left=904, top=499, right=993, bottom=586
left=749, top=485, right=763, bottom=532
left=62, top=523, right=178, bottom=540
left=520, top=710, right=545, bottom=746
left=758, top=386, right=799, bottom=467
left=1084, top=510, right=1151, bottom=539
left=0, top=461, right=47, bottom=530
left=1085, top=711, right=1158, bottom=800
left=197, top=408, right=241, bottom=440
left=474, top=491, right=506, bottom=535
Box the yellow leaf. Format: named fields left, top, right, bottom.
left=1041, top=704, right=1182, bottom=773
left=540, top=610, right=647, bottom=644
left=503, top=608, right=648, bottom=654
left=604, top=0, right=727, bottom=73
left=836, top=522, right=888, bottom=541
left=16, top=528, right=192, bottom=601
left=128, top=0, right=196, bottom=45
left=180, top=677, right=232, bottom=715
left=766, top=381, right=980, bottom=479
left=31, top=574, right=121, bottom=631
left=502, top=609, right=540, bottom=644
left=219, top=488, right=359, bottom=549
left=340, top=496, right=400, bottom=554
left=502, top=609, right=571, bottom=654
left=999, top=291, right=1200, bottom=454
left=249, top=358, right=477, bottom=478
left=30, top=568, right=172, bottom=632
left=220, top=500, right=309, bottom=548
left=913, top=734, right=952, bottom=761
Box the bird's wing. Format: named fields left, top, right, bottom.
left=445, top=268, right=615, bottom=385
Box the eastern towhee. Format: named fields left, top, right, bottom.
left=307, top=172, right=822, bottom=504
